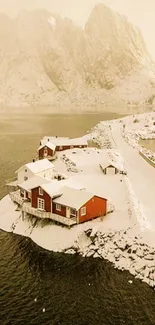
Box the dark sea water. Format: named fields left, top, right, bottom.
left=140, top=139, right=155, bottom=153
left=1, top=112, right=155, bottom=325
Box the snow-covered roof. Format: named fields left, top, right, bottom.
left=41, top=181, right=64, bottom=197
left=53, top=186, right=95, bottom=210
left=41, top=179, right=85, bottom=197
left=40, top=136, right=88, bottom=147
left=16, top=159, right=54, bottom=174
left=68, top=137, right=88, bottom=146
left=38, top=142, right=56, bottom=152
left=41, top=136, right=69, bottom=146
left=100, top=160, right=118, bottom=170
left=18, top=176, right=50, bottom=191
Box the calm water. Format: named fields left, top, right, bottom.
left=140, top=139, right=155, bottom=152
left=1, top=113, right=155, bottom=325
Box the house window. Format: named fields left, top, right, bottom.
left=37, top=198, right=45, bottom=210
left=59, top=146, right=63, bottom=150
left=70, top=208, right=76, bottom=216
left=81, top=207, right=86, bottom=216
left=56, top=204, right=61, bottom=211
left=39, top=187, right=44, bottom=196
left=25, top=169, right=27, bottom=172
left=24, top=176, right=28, bottom=181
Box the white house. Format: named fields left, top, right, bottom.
left=16, top=159, right=54, bottom=183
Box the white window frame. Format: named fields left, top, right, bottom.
left=70, top=208, right=76, bottom=216
left=56, top=204, right=61, bottom=211
left=39, top=187, right=44, bottom=196
left=37, top=198, right=45, bottom=210
left=81, top=206, right=86, bottom=216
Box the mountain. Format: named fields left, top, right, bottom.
left=0, top=4, right=155, bottom=112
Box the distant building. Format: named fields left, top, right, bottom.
left=38, top=142, right=56, bottom=160
left=38, top=136, right=88, bottom=159
left=15, top=159, right=54, bottom=183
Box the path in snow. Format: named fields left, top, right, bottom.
left=111, top=122, right=155, bottom=240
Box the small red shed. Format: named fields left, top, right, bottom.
left=38, top=142, right=56, bottom=160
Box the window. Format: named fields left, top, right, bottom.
left=81, top=207, right=86, bottom=216
left=70, top=208, right=76, bottom=216
left=25, top=169, right=27, bottom=172
left=39, top=187, right=44, bottom=196
left=56, top=204, right=61, bottom=211
left=24, top=176, right=28, bottom=181
left=59, top=146, right=63, bottom=150
left=37, top=198, right=44, bottom=210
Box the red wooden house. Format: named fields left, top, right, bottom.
left=31, top=184, right=107, bottom=224
left=38, top=137, right=88, bottom=159
left=53, top=187, right=107, bottom=223
left=38, top=142, right=56, bottom=160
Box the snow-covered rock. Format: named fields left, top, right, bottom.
left=0, top=5, right=155, bottom=110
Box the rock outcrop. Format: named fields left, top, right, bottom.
left=0, top=5, right=155, bottom=111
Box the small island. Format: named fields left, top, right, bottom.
left=1, top=112, right=155, bottom=288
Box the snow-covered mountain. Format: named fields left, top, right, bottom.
left=0, top=4, right=155, bottom=111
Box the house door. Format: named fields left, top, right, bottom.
left=66, top=207, right=70, bottom=218
left=44, top=148, right=48, bottom=157
left=106, top=167, right=115, bottom=175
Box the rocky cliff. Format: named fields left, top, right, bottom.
left=0, top=4, right=155, bottom=112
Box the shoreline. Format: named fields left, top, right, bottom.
left=1, top=111, right=155, bottom=288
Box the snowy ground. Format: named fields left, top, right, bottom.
left=1, top=112, right=155, bottom=287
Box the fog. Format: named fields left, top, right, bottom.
left=0, top=0, right=155, bottom=57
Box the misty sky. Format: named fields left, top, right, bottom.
left=0, top=0, right=155, bottom=57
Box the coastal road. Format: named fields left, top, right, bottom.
left=111, top=122, right=155, bottom=233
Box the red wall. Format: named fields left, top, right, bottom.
left=31, top=187, right=51, bottom=212
left=78, top=196, right=107, bottom=223
left=52, top=203, right=66, bottom=217
left=55, top=145, right=88, bottom=151
left=39, top=146, right=54, bottom=159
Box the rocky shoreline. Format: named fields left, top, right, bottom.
left=65, top=227, right=155, bottom=288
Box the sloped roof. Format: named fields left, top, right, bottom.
left=40, top=136, right=88, bottom=147
left=38, top=142, right=56, bottom=152
left=100, top=160, right=118, bottom=170
left=41, top=179, right=85, bottom=197
left=53, top=186, right=95, bottom=209
left=41, top=137, right=69, bottom=146
left=18, top=175, right=50, bottom=191
left=16, top=159, right=54, bottom=174
left=41, top=181, right=64, bottom=197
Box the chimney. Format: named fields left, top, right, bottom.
left=48, top=138, right=49, bottom=141
left=56, top=135, right=57, bottom=138
left=33, top=159, right=35, bottom=163
left=40, top=142, right=41, bottom=145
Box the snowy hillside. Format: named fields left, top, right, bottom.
left=0, top=4, right=155, bottom=111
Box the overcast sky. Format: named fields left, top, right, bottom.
left=0, top=0, right=155, bottom=57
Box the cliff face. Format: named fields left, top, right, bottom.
left=0, top=4, right=155, bottom=111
